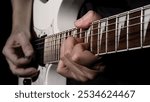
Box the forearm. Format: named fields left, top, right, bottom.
left=11, top=0, right=33, bottom=31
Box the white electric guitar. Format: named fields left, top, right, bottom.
left=19, top=0, right=150, bottom=85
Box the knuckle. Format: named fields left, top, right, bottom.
left=10, top=67, right=17, bottom=75
left=2, top=48, right=6, bottom=55
left=72, top=53, right=80, bottom=62
left=56, top=67, right=62, bottom=74
left=67, top=36, right=74, bottom=41
left=64, top=51, right=71, bottom=57
left=88, top=74, right=95, bottom=80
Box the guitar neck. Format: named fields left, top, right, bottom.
left=34, top=4, right=150, bottom=64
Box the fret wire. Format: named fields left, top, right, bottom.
left=50, top=35, right=52, bottom=62
left=52, top=35, right=54, bottom=61
left=106, top=18, right=108, bottom=53
left=51, top=35, right=53, bottom=61
left=100, top=22, right=103, bottom=54
left=58, top=33, right=60, bottom=60
left=140, top=7, right=143, bottom=48
left=71, top=29, right=73, bottom=37
left=55, top=34, right=57, bottom=61
left=115, top=15, right=118, bottom=52
left=79, top=28, right=82, bottom=38
left=91, top=23, right=93, bottom=52
left=97, top=20, right=100, bottom=54
left=74, top=28, right=77, bottom=37
left=54, top=34, right=56, bottom=61
left=56, top=35, right=59, bottom=60
left=85, top=29, right=87, bottom=43
left=127, top=11, right=129, bottom=50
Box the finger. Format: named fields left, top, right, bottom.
left=61, top=54, right=86, bottom=77
left=60, top=37, right=76, bottom=58
left=57, top=60, right=87, bottom=81
left=57, top=60, right=72, bottom=78
left=18, top=32, right=34, bottom=59
left=3, top=45, right=30, bottom=66
left=62, top=55, right=98, bottom=81
left=6, top=58, right=38, bottom=77
left=64, top=37, right=77, bottom=56
left=71, top=43, right=97, bottom=65
left=75, top=38, right=84, bottom=43
left=74, top=10, right=101, bottom=29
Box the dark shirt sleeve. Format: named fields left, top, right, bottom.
left=78, top=0, right=128, bottom=18
left=91, top=0, right=129, bottom=17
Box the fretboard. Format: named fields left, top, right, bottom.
left=34, top=4, right=150, bottom=64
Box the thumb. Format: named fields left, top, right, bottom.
left=74, top=10, right=101, bottom=29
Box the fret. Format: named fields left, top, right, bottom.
left=58, top=33, right=61, bottom=60
left=44, top=35, right=51, bottom=64
left=90, top=24, right=93, bottom=52
left=106, top=18, right=108, bottom=53
left=71, top=28, right=75, bottom=37
left=97, top=20, right=100, bottom=55
left=117, top=13, right=127, bottom=51
left=54, top=34, right=57, bottom=61
left=73, top=28, right=77, bottom=37
left=79, top=28, right=82, bottom=38
left=50, top=35, right=53, bottom=62
left=115, top=15, right=118, bottom=52
left=76, top=28, right=80, bottom=38
left=128, top=9, right=141, bottom=49
left=143, top=7, right=150, bottom=47
left=127, top=11, right=129, bottom=50
left=64, top=31, right=67, bottom=40
left=84, top=28, right=88, bottom=43
left=107, top=17, right=116, bottom=52
left=61, top=32, right=64, bottom=47
left=140, top=7, right=143, bottom=47
left=55, top=33, right=58, bottom=61
left=80, top=28, right=85, bottom=42
left=67, top=30, right=71, bottom=37
left=51, top=35, right=54, bottom=61
left=83, top=28, right=87, bottom=43
left=86, top=27, right=91, bottom=44
left=99, top=19, right=107, bottom=54
left=91, top=21, right=98, bottom=54
left=51, top=35, right=53, bottom=62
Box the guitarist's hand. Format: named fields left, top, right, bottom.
left=57, top=10, right=105, bottom=82
left=2, top=29, right=38, bottom=77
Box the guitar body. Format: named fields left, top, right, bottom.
left=19, top=0, right=84, bottom=85
left=18, top=1, right=150, bottom=85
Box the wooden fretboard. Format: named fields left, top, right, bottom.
left=34, top=4, right=150, bottom=64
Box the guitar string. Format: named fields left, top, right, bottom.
left=35, top=27, right=150, bottom=52
left=33, top=9, right=150, bottom=44
left=41, top=25, right=150, bottom=62
left=34, top=20, right=150, bottom=48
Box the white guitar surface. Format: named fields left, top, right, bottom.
left=19, top=0, right=84, bottom=85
